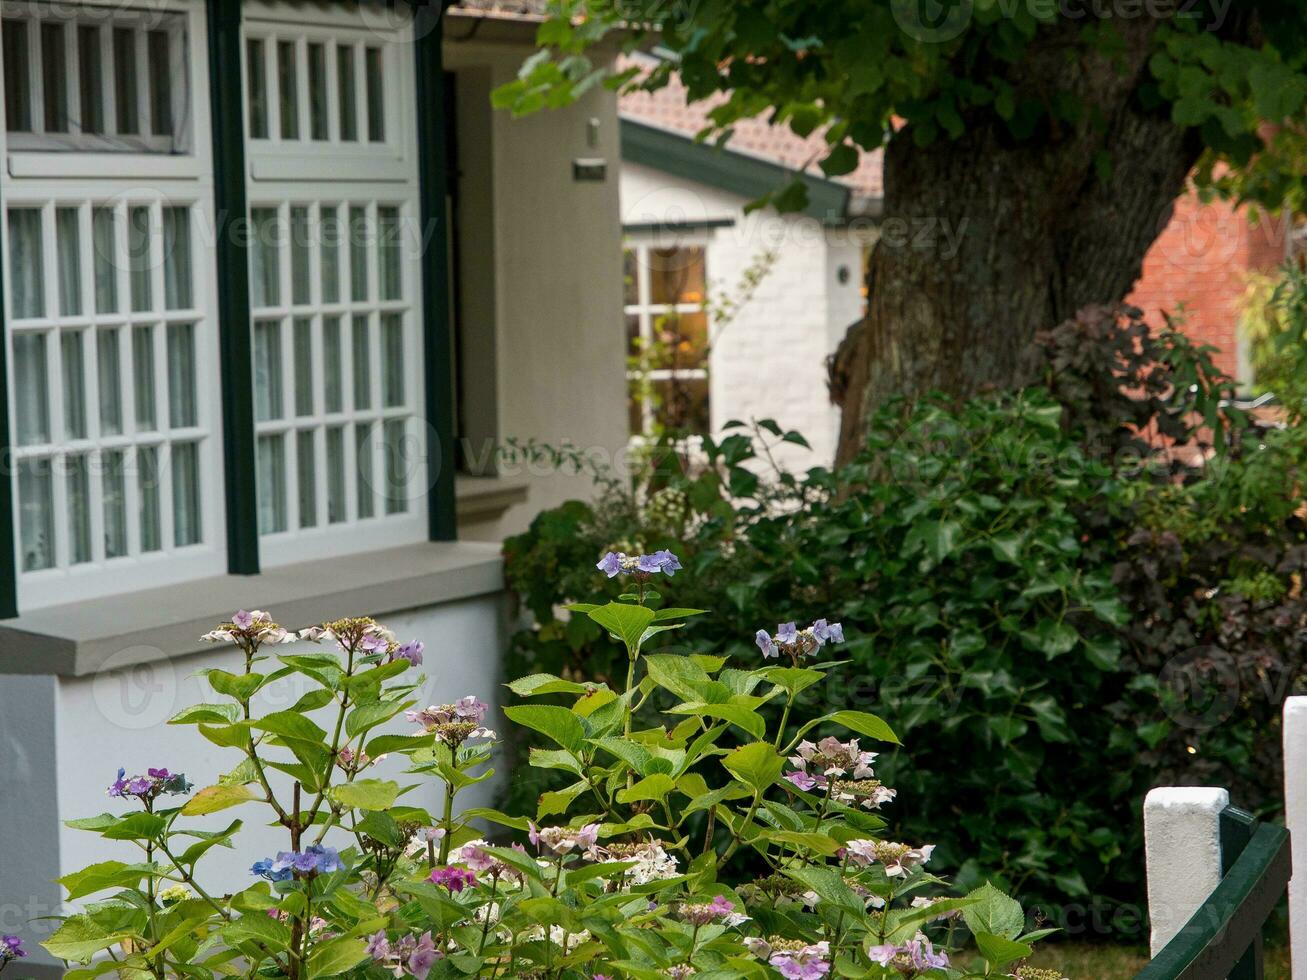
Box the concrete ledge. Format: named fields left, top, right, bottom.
left=0, top=541, right=504, bottom=677
left=456, top=473, right=530, bottom=525
left=1144, top=785, right=1229, bottom=955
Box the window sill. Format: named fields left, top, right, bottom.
left=0, top=541, right=504, bottom=677
left=456, top=474, right=531, bottom=525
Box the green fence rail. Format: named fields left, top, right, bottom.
left=1134, top=806, right=1291, bottom=980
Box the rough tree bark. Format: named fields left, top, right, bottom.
left=828, top=15, right=1242, bottom=465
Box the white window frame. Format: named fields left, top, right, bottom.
left=243, top=3, right=426, bottom=567
left=0, top=0, right=225, bottom=610
left=623, top=233, right=713, bottom=438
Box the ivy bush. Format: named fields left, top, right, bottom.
left=502, top=305, right=1307, bottom=924
left=30, top=587, right=1057, bottom=979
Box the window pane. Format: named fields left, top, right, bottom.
left=623, top=249, right=639, bottom=306
left=133, top=325, right=156, bottom=430
left=365, top=47, right=384, bottom=142
left=277, top=40, right=298, bottom=139
left=77, top=25, right=104, bottom=135
left=257, top=434, right=287, bottom=534
left=18, top=458, right=54, bottom=571
left=147, top=30, right=172, bottom=137
left=320, top=206, right=341, bottom=303
left=337, top=44, right=357, bottom=141
left=128, top=205, right=151, bottom=312
left=326, top=425, right=345, bottom=523
left=113, top=28, right=139, bottom=135
left=383, top=418, right=407, bottom=514
left=308, top=42, right=328, bottom=140
left=97, top=329, right=123, bottom=435
left=246, top=38, right=267, bottom=139
left=377, top=205, right=400, bottom=301
left=102, top=449, right=127, bottom=558
left=41, top=23, right=68, bottom=133
left=293, top=317, right=313, bottom=416
left=251, top=207, right=280, bottom=308
left=253, top=320, right=283, bottom=421
left=381, top=313, right=403, bottom=407
left=649, top=247, right=706, bottom=305
left=162, top=206, right=192, bottom=310
left=8, top=209, right=45, bottom=320
left=67, top=454, right=92, bottom=564
left=625, top=313, right=641, bottom=357
left=56, top=207, right=82, bottom=316
left=171, top=441, right=200, bottom=546
left=61, top=330, right=87, bottom=440
left=650, top=311, right=709, bottom=369
left=296, top=430, right=316, bottom=528
left=138, top=445, right=161, bottom=552
left=167, top=323, right=196, bottom=427
left=92, top=207, right=118, bottom=314
left=323, top=315, right=343, bottom=412
left=13, top=333, right=49, bottom=445
left=349, top=206, right=368, bottom=301
left=290, top=206, right=310, bottom=305
left=355, top=422, right=373, bottom=518
left=653, top=376, right=710, bottom=434
left=352, top=314, right=371, bottom=410
left=3, top=18, right=32, bottom=133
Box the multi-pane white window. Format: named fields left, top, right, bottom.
left=0, top=2, right=223, bottom=608
left=244, top=4, right=425, bottom=563
left=623, top=240, right=711, bottom=437
left=2, top=2, right=191, bottom=154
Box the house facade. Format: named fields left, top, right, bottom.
left=0, top=2, right=626, bottom=969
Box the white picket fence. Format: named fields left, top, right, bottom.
left=1144, top=694, right=1307, bottom=971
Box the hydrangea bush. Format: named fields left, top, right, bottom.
left=37, top=558, right=1059, bottom=979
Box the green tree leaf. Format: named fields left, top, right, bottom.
left=181, top=783, right=260, bottom=816
left=328, top=778, right=400, bottom=811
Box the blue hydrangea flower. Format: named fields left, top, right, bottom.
left=596, top=550, right=682, bottom=578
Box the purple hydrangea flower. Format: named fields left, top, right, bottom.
left=391, top=640, right=424, bottom=666
left=769, top=940, right=831, bottom=979
left=428, top=866, right=477, bottom=892
left=755, top=618, right=844, bottom=661
left=0, top=934, right=25, bottom=962
left=595, top=550, right=682, bottom=578
left=252, top=845, right=342, bottom=881
left=756, top=629, right=776, bottom=658
left=107, top=767, right=192, bottom=802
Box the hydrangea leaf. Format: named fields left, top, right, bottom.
left=722, top=742, right=785, bottom=794
left=505, top=704, right=587, bottom=754
left=305, top=937, right=369, bottom=978
left=181, top=783, right=260, bottom=816
left=586, top=602, right=656, bottom=654
left=42, top=914, right=130, bottom=964
left=328, top=778, right=400, bottom=812
left=962, top=882, right=1026, bottom=940
left=974, top=931, right=1033, bottom=968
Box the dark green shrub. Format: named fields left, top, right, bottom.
left=501, top=305, right=1307, bottom=930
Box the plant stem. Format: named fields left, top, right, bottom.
left=438, top=781, right=455, bottom=864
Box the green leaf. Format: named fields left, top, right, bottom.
left=674, top=701, right=765, bottom=739
left=975, top=931, right=1033, bottom=967
left=616, top=773, right=676, bottom=804
left=820, top=142, right=858, bottom=177
left=827, top=709, right=900, bottom=744
left=652, top=607, right=708, bottom=622
left=587, top=602, right=656, bottom=654
left=307, top=937, right=369, bottom=977
left=906, top=519, right=962, bottom=564
left=181, top=783, right=260, bottom=816
left=761, top=666, right=825, bottom=696
left=252, top=710, right=328, bottom=744
left=42, top=915, right=127, bottom=964
left=59, top=861, right=151, bottom=899
left=169, top=702, right=240, bottom=725
left=206, top=669, right=263, bottom=701
left=328, top=778, right=400, bottom=811
left=345, top=700, right=406, bottom=739
left=508, top=673, right=597, bottom=697
left=504, top=704, right=586, bottom=753
left=962, top=882, right=1025, bottom=940
left=100, top=812, right=166, bottom=841
left=722, top=742, right=784, bottom=794
left=785, top=866, right=864, bottom=915
left=645, top=654, right=727, bottom=704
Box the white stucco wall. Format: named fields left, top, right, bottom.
left=445, top=34, right=628, bottom=539
left=3, top=593, right=506, bottom=972
left=620, top=161, right=866, bottom=468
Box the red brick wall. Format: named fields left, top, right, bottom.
left=1126, top=192, right=1285, bottom=380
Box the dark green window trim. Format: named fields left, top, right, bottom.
left=206, top=0, right=260, bottom=574
left=0, top=180, right=17, bottom=618
left=411, top=0, right=457, bottom=541
left=620, top=117, right=851, bottom=224
left=622, top=218, right=735, bottom=235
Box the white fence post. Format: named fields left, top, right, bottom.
left=1143, top=786, right=1230, bottom=955
left=1284, top=696, right=1307, bottom=976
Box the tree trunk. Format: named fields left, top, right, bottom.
left=829, top=16, right=1210, bottom=465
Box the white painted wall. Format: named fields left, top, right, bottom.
left=445, top=36, right=628, bottom=540
left=620, top=161, right=866, bottom=468
left=4, top=594, right=506, bottom=971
